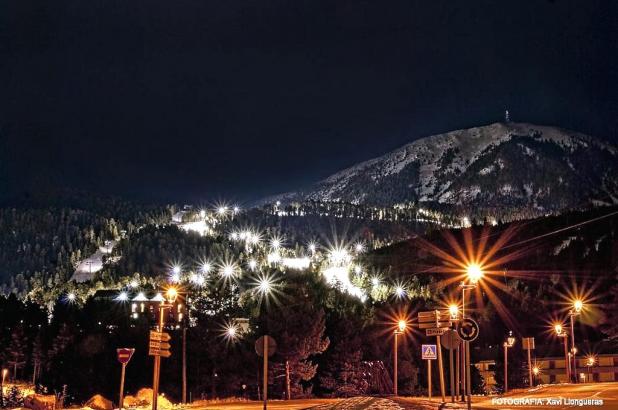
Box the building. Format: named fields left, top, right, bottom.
left=535, top=353, right=618, bottom=384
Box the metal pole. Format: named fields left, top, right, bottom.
left=570, top=313, right=577, bottom=383
left=504, top=343, right=508, bottom=394
left=285, top=360, right=291, bottom=400
left=182, top=326, right=187, bottom=404
left=455, top=345, right=460, bottom=399
left=461, top=288, right=466, bottom=402
left=563, top=336, right=570, bottom=383
left=427, top=359, right=432, bottom=399
left=263, top=337, right=268, bottom=410
left=466, top=340, right=471, bottom=410
left=393, top=332, right=398, bottom=396
left=119, top=363, right=126, bottom=410
left=436, top=334, right=446, bottom=402
left=527, top=348, right=533, bottom=387
left=449, top=345, right=455, bottom=403
left=152, top=305, right=166, bottom=410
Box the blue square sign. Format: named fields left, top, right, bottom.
left=421, top=344, right=437, bottom=360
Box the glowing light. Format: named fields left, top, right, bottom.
left=397, top=320, right=407, bottom=333
left=586, top=356, right=596, bottom=366
left=308, top=242, right=317, bottom=253
left=166, top=287, right=178, bottom=303
left=67, top=292, right=76, bottom=302
left=179, top=220, right=211, bottom=236
left=230, top=232, right=239, bottom=241
left=554, top=323, right=563, bottom=336
left=371, top=277, right=380, bottom=287
left=220, top=264, right=236, bottom=278
left=233, top=206, right=240, bottom=214
left=190, top=273, right=205, bottom=286
left=573, top=299, right=583, bottom=313
left=199, top=209, right=206, bottom=218
left=282, top=257, right=311, bottom=270
left=258, top=277, right=272, bottom=295
left=248, top=259, right=257, bottom=270
left=354, top=265, right=362, bottom=275
left=270, top=237, right=282, bottom=250
left=201, top=262, right=212, bottom=273
left=267, top=252, right=281, bottom=264
left=449, top=304, right=459, bottom=320
left=532, top=366, right=540, bottom=376
left=394, top=286, right=406, bottom=298
left=129, top=280, right=139, bottom=288
left=354, top=242, right=365, bottom=253
left=328, top=247, right=351, bottom=265
left=466, top=263, right=484, bottom=284
left=170, top=272, right=181, bottom=283
left=321, top=266, right=366, bottom=300
left=116, top=291, right=129, bottom=301
left=217, top=206, right=227, bottom=215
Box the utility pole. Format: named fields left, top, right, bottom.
left=182, top=326, right=187, bottom=404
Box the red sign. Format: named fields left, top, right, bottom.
left=117, top=348, right=135, bottom=364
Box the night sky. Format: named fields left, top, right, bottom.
left=1, top=0, right=617, bottom=203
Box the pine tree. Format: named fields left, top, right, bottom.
left=31, top=332, right=45, bottom=384
left=5, top=325, right=27, bottom=380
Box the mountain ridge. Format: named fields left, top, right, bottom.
left=261, top=122, right=618, bottom=218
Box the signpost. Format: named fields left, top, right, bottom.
left=422, top=344, right=437, bottom=399
left=418, top=310, right=447, bottom=402
left=441, top=330, right=460, bottom=402
left=255, top=335, right=277, bottom=410
left=523, top=337, right=535, bottom=387
left=150, top=324, right=173, bottom=410
left=116, top=348, right=135, bottom=409
left=456, top=318, right=479, bottom=342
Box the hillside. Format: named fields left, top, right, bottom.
left=264, top=123, right=618, bottom=220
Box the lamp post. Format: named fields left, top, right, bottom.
left=586, top=356, right=595, bottom=383
left=448, top=305, right=459, bottom=402
left=569, top=300, right=583, bottom=383
left=532, top=366, right=539, bottom=386
left=459, top=263, right=483, bottom=410
left=152, top=287, right=178, bottom=410
left=1, top=368, right=8, bottom=408
left=554, top=324, right=570, bottom=383
left=393, top=319, right=407, bottom=396
left=503, top=331, right=516, bottom=394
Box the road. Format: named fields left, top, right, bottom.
left=189, top=383, right=618, bottom=410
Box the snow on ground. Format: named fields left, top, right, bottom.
left=71, top=240, right=117, bottom=283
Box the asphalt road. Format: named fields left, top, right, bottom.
left=189, top=382, right=618, bottom=410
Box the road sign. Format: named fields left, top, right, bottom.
left=116, top=348, right=135, bottom=364
left=149, top=341, right=171, bottom=350
left=522, top=337, right=535, bottom=350
left=422, top=344, right=437, bottom=360
left=149, top=349, right=171, bottom=358
left=456, top=318, right=479, bottom=342
left=426, top=328, right=448, bottom=336
left=150, top=331, right=171, bottom=342
left=255, top=335, right=277, bottom=357
left=441, top=330, right=461, bottom=350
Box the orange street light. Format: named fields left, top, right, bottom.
left=466, top=263, right=484, bottom=284
left=448, top=304, right=459, bottom=320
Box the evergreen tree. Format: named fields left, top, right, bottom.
left=5, top=325, right=27, bottom=380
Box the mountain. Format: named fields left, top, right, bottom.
left=264, top=122, right=618, bottom=218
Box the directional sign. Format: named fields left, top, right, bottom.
left=418, top=311, right=440, bottom=322
left=418, top=321, right=451, bottom=329
left=522, top=337, right=535, bottom=350
left=422, top=344, right=437, bottom=360
left=149, top=341, right=171, bottom=350
left=150, top=331, right=171, bottom=342
left=116, top=348, right=135, bottom=364
left=456, top=318, right=479, bottom=342
left=426, top=328, right=448, bottom=336
left=440, top=330, right=460, bottom=350
left=255, top=335, right=277, bottom=357
left=149, top=349, right=171, bottom=358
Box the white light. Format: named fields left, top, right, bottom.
left=354, top=243, right=365, bottom=253
left=199, top=210, right=206, bottom=218
left=248, top=259, right=258, bottom=270
left=282, top=257, right=311, bottom=270
left=201, top=262, right=212, bottom=273
left=354, top=265, right=362, bottom=274
left=129, top=280, right=139, bottom=288
left=67, top=292, right=76, bottom=301
left=321, top=266, right=366, bottom=301
left=271, top=238, right=281, bottom=249
left=170, top=272, right=181, bottom=283
left=308, top=243, right=317, bottom=253
left=116, top=291, right=128, bottom=301
left=267, top=252, right=281, bottom=264
left=371, top=277, right=380, bottom=287
left=230, top=232, right=239, bottom=241
left=218, top=206, right=227, bottom=215
left=233, top=206, right=240, bottom=213
left=172, top=266, right=181, bottom=275
left=328, top=247, right=351, bottom=265
left=395, top=286, right=405, bottom=298
left=258, top=278, right=272, bottom=294
left=221, top=264, right=236, bottom=278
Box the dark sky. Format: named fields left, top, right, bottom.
left=1, top=0, right=617, bottom=203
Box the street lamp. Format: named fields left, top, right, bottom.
left=152, top=287, right=178, bottom=410
left=503, top=331, right=516, bottom=394
left=448, top=304, right=459, bottom=321
left=532, top=366, right=540, bottom=385
left=393, top=319, right=407, bottom=396
left=1, top=368, right=8, bottom=408
left=554, top=323, right=571, bottom=382
left=586, top=356, right=596, bottom=383
left=569, top=299, right=584, bottom=383
left=459, top=263, right=484, bottom=409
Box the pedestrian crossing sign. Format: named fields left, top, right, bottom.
left=421, top=344, right=437, bottom=360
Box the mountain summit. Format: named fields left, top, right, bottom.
left=266, top=123, right=618, bottom=217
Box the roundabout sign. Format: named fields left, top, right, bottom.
left=457, top=318, right=479, bottom=342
